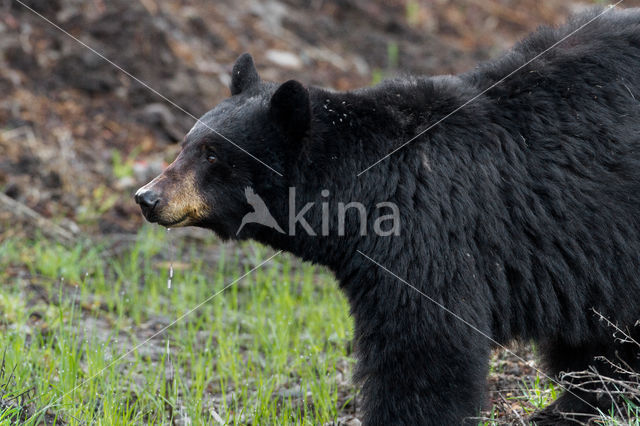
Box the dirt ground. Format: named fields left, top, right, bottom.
left=3, top=0, right=640, bottom=423
left=2, top=0, right=624, bottom=236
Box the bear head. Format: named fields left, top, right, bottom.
left=135, top=53, right=402, bottom=249
left=134, top=53, right=315, bottom=240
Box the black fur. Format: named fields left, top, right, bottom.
left=138, top=8, right=640, bottom=425
left=230, top=52, right=260, bottom=95
left=270, top=79, right=311, bottom=141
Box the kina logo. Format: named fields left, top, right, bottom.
left=236, top=187, right=285, bottom=235
left=236, top=186, right=400, bottom=237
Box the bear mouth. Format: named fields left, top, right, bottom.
left=157, top=215, right=190, bottom=228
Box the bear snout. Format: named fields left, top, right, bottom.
left=135, top=188, right=161, bottom=221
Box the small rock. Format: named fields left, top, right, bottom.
left=337, top=417, right=361, bottom=426
left=133, top=159, right=165, bottom=183
left=136, top=103, right=185, bottom=142
left=277, top=384, right=304, bottom=398
left=115, top=176, right=135, bottom=190
left=265, top=49, right=303, bottom=70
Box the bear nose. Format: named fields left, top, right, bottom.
left=135, top=189, right=160, bottom=213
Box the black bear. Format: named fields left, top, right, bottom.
left=136, top=8, right=640, bottom=425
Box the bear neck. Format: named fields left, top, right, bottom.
left=254, top=77, right=504, bottom=303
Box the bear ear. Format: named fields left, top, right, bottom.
left=269, top=80, right=311, bottom=141
left=230, top=53, right=260, bottom=95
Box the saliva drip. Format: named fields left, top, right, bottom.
left=167, top=228, right=174, bottom=289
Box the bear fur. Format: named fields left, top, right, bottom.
left=136, top=8, right=640, bottom=425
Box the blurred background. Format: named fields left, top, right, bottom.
left=3, top=0, right=637, bottom=238
left=2, top=1, right=640, bottom=424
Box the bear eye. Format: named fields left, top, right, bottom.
left=207, top=154, right=217, bottom=164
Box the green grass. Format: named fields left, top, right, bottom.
left=111, top=148, right=141, bottom=180
left=3, top=227, right=639, bottom=425
left=0, top=226, right=354, bottom=424
left=518, top=375, right=558, bottom=413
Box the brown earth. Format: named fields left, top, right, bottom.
left=4, top=0, right=629, bottom=236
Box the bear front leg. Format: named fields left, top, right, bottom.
left=353, top=312, right=490, bottom=426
